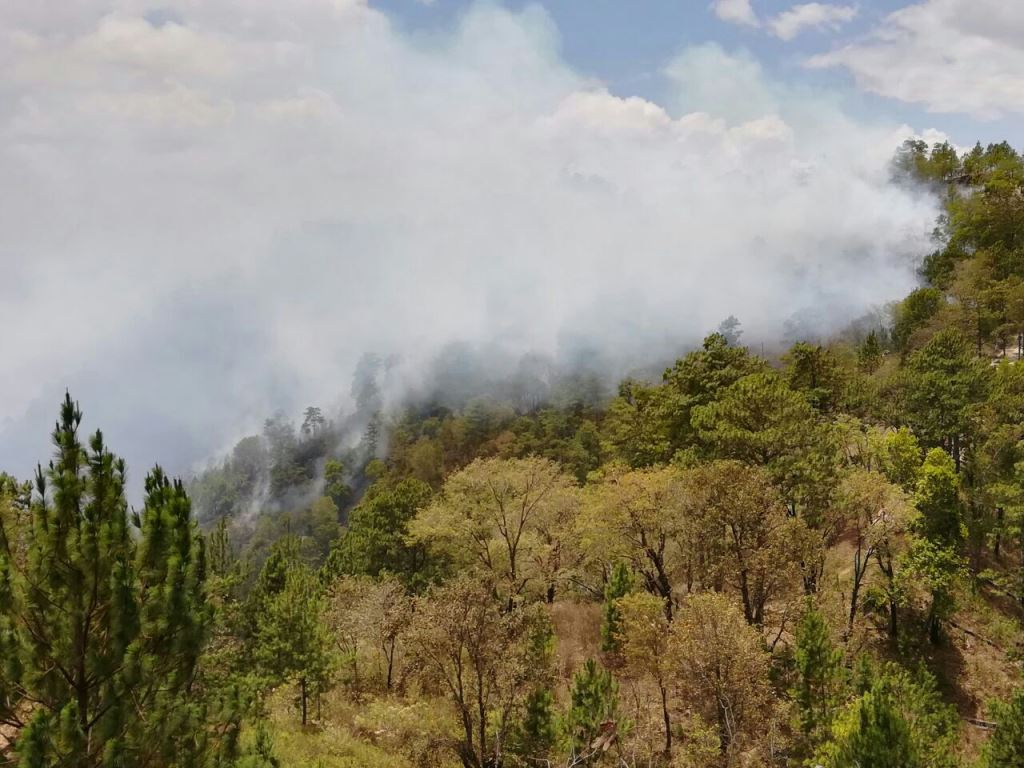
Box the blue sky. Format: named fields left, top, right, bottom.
left=371, top=0, right=1023, bottom=147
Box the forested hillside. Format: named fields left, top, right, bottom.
left=4, top=139, right=1024, bottom=767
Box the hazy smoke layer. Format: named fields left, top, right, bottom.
left=0, top=1, right=939, bottom=490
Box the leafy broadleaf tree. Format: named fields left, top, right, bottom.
left=835, top=470, right=913, bottom=636
left=669, top=592, right=773, bottom=758
left=406, top=575, right=554, bottom=768
left=603, top=380, right=672, bottom=469
left=876, top=427, right=923, bottom=493
left=616, top=592, right=673, bottom=758
left=409, top=457, right=577, bottom=606
left=679, top=460, right=814, bottom=627
left=0, top=394, right=210, bottom=767
left=578, top=465, right=685, bottom=619
left=915, top=449, right=966, bottom=545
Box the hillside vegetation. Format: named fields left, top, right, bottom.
left=3, top=140, right=1024, bottom=767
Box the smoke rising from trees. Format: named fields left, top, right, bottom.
left=0, top=0, right=940, bottom=489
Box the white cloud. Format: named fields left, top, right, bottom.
left=0, top=1, right=938, bottom=487
left=769, top=3, right=857, bottom=41
left=711, top=0, right=759, bottom=27
left=808, top=0, right=1024, bottom=118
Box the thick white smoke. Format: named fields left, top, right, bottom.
left=0, top=0, right=939, bottom=489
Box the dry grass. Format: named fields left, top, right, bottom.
left=549, top=599, right=602, bottom=683
left=259, top=688, right=460, bottom=767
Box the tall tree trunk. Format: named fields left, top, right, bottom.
left=641, top=531, right=673, bottom=620
left=927, top=599, right=941, bottom=645
left=477, top=678, right=487, bottom=768
left=738, top=571, right=753, bottom=625
left=300, top=677, right=308, bottom=726
left=875, top=550, right=898, bottom=639
left=1019, top=531, right=1024, bottom=608
left=848, top=547, right=867, bottom=637
left=716, top=700, right=730, bottom=756
left=995, top=507, right=1005, bottom=557
left=645, top=559, right=674, bottom=620
left=385, top=641, right=395, bottom=692
left=459, top=705, right=476, bottom=768
left=76, top=619, right=90, bottom=758
left=660, top=681, right=672, bottom=757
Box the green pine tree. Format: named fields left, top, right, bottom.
left=324, top=476, right=435, bottom=589
left=915, top=449, right=965, bottom=545
left=322, top=459, right=351, bottom=510
left=792, top=600, right=844, bottom=746
left=818, top=686, right=919, bottom=768
left=508, top=687, right=556, bottom=763
left=253, top=560, right=334, bottom=725
left=600, top=562, right=634, bottom=654
left=981, top=688, right=1024, bottom=767
left=911, top=449, right=967, bottom=645
left=819, top=662, right=958, bottom=768
left=563, top=658, right=621, bottom=761
left=0, top=394, right=210, bottom=767
left=858, top=329, right=883, bottom=373
left=237, top=722, right=281, bottom=768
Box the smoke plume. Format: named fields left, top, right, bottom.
left=0, top=1, right=940, bottom=492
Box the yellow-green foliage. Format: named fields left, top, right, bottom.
left=254, top=690, right=460, bottom=768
